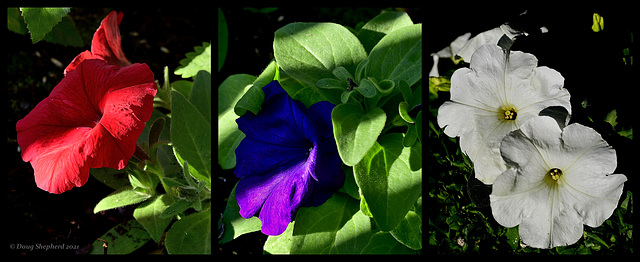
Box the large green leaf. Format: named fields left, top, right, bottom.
left=218, top=74, right=255, bottom=169
left=360, top=232, right=414, bottom=254
left=41, top=15, right=83, bottom=47
left=331, top=103, right=386, bottom=166
left=290, top=194, right=373, bottom=254
left=165, top=210, right=212, bottom=254
left=366, top=24, right=422, bottom=86
left=353, top=133, right=422, bottom=231
left=357, top=11, right=414, bottom=53
left=171, top=71, right=211, bottom=188
left=133, top=194, right=174, bottom=243
left=264, top=193, right=373, bottom=254
left=389, top=207, right=422, bottom=250
left=274, top=22, right=367, bottom=104
left=233, top=61, right=278, bottom=117
left=20, top=7, right=69, bottom=43
left=89, top=220, right=151, bottom=254
left=93, top=186, right=152, bottom=213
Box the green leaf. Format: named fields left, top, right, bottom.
left=161, top=198, right=191, bottom=219
left=263, top=222, right=295, bottom=254
left=94, top=186, right=152, bottom=213
left=219, top=184, right=262, bottom=244
left=20, top=8, right=70, bottom=44
left=233, top=61, right=279, bottom=117
left=139, top=110, right=182, bottom=178
left=366, top=24, right=422, bottom=86
left=604, top=109, right=618, bottom=129
left=171, top=82, right=211, bottom=188
left=218, top=74, right=255, bottom=169
left=505, top=227, right=520, bottom=250
left=8, top=8, right=27, bottom=35
left=290, top=193, right=374, bottom=254
left=274, top=22, right=367, bottom=104
left=165, top=210, right=212, bottom=254
left=133, top=194, right=174, bottom=243
left=175, top=42, right=211, bottom=78
left=218, top=8, right=227, bottom=72
left=398, top=101, right=414, bottom=123
left=89, top=220, right=151, bottom=254
left=171, top=80, right=193, bottom=98
left=189, top=71, right=211, bottom=123
left=41, top=15, right=83, bottom=47
left=388, top=206, right=421, bottom=250
left=354, top=133, right=422, bottom=231
left=331, top=103, right=386, bottom=166
left=357, top=11, right=414, bottom=53
left=360, top=232, right=414, bottom=254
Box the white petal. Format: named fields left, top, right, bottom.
left=461, top=118, right=514, bottom=183
left=437, top=101, right=481, bottom=138
left=561, top=123, right=617, bottom=176
left=492, top=116, right=627, bottom=249
left=559, top=123, right=627, bottom=227
left=518, top=185, right=584, bottom=249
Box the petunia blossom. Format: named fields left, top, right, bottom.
left=490, top=116, right=627, bottom=249
left=64, top=11, right=131, bottom=75
left=17, top=59, right=157, bottom=194
left=437, top=44, right=571, bottom=184
left=234, top=80, right=344, bottom=236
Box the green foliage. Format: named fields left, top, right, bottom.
left=89, top=44, right=212, bottom=254
left=175, top=42, right=211, bottom=78
left=89, top=220, right=152, bottom=254
left=332, top=104, right=386, bottom=166
left=11, top=8, right=211, bottom=254
left=354, top=133, right=421, bottom=231
left=13, top=7, right=83, bottom=46
left=165, top=209, right=212, bottom=254
left=274, top=22, right=368, bottom=105
left=219, top=10, right=422, bottom=254
left=19, top=7, right=69, bottom=43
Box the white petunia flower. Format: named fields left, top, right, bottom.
left=437, top=44, right=571, bottom=184
left=490, top=116, right=627, bottom=249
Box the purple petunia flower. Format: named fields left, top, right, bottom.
left=235, top=80, right=345, bottom=236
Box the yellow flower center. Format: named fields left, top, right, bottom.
left=499, top=106, right=517, bottom=121
left=548, top=168, right=563, bottom=181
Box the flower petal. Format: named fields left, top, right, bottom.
left=91, top=11, right=131, bottom=68
left=236, top=158, right=313, bottom=235
left=234, top=81, right=344, bottom=235
left=16, top=59, right=156, bottom=193
left=64, top=50, right=93, bottom=76
left=491, top=116, right=627, bottom=248
left=258, top=161, right=313, bottom=235
left=559, top=123, right=626, bottom=227
left=236, top=83, right=315, bottom=148
left=438, top=45, right=571, bottom=184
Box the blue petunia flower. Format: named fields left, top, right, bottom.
left=234, top=80, right=344, bottom=236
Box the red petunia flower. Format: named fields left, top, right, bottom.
left=17, top=59, right=157, bottom=194
left=64, top=11, right=132, bottom=75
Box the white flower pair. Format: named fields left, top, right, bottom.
left=437, top=44, right=627, bottom=249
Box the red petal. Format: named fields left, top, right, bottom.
left=64, top=50, right=94, bottom=76
left=91, top=11, right=131, bottom=68
left=16, top=59, right=156, bottom=193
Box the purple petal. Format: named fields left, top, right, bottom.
left=258, top=160, right=314, bottom=235
left=233, top=80, right=344, bottom=235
